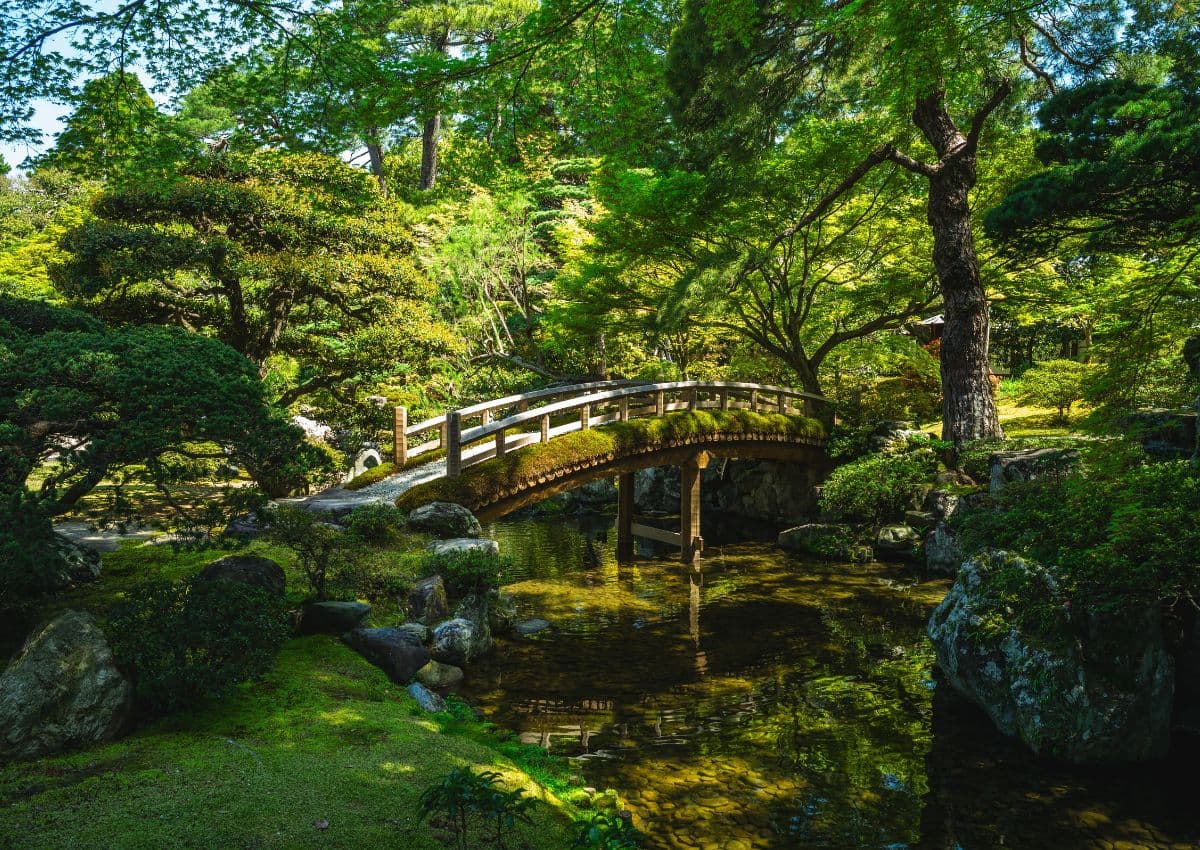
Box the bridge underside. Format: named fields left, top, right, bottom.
left=471, top=438, right=827, bottom=521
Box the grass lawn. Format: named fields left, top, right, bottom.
left=0, top=637, right=577, bottom=849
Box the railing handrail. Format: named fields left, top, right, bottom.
left=391, top=379, right=828, bottom=472
left=403, top=379, right=648, bottom=439
left=462, top=380, right=826, bottom=443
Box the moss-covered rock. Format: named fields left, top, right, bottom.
left=928, top=550, right=1174, bottom=763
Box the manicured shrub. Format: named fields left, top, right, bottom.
left=424, top=548, right=510, bottom=597
left=109, top=577, right=289, bottom=713
left=819, top=450, right=939, bottom=524
left=1018, top=358, right=1094, bottom=422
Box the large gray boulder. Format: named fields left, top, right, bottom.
left=924, top=522, right=963, bottom=576
left=407, top=502, right=482, bottom=539
left=0, top=611, right=132, bottom=761
left=197, top=555, right=285, bottom=597
left=430, top=618, right=487, bottom=666
left=928, top=550, right=1174, bottom=763
left=300, top=600, right=371, bottom=635
left=989, top=447, right=1080, bottom=496
left=426, top=538, right=499, bottom=558
left=342, top=626, right=429, bottom=684
left=634, top=466, right=680, bottom=515
left=406, top=576, right=450, bottom=626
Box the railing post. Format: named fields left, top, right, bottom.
left=777, top=392, right=787, bottom=414
left=439, top=419, right=448, bottom=448
left=495, top=429, right=506, bottom=458
left=481, top=409, right=491, bottom=426
left=619, top=396, right=629, bottom=422
left=719, top=391, right=729, bottom=411
left=750, top=389, right=759, bottom=413
left=446, top=411, right=462, bottom=477
left=580, top=404, right=591, bottom=430
left=655, top=391, right=665, bottom=416
left=393, top=406, right=407, bottom=466
left=687, top=387, right=697, bottom=411
left=518, top=399, right=529, bottom=413
left=540, top=414, right=550, bottom=443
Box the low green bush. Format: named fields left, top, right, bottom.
left=425, top=548, right=510, bottom=597
left=109, top=577, right=289, bottom=714
left=819, top=450, right=939, bottom=524
left=343, top=503, right=406, bottom=545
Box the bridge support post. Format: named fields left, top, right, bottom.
left=393, top=406, right=407, bottom=466
left=617, top=472, right=634, bottom=562
left=446, top=411, right=462, bottom=477
left=680, top=452, right=709, bottom=564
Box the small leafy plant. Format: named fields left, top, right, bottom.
left=572, top=810, right=644, bottom=849
left=417, top=766, right=532, bottom=849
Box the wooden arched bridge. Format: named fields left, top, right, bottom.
left=373, top=380, right=831, bottom=563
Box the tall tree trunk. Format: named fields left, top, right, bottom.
left=364, top=127, right=387, bottom=196
left=912, top=91, right=1003, bottom=443
left=419, top=113, right=441, bottom=190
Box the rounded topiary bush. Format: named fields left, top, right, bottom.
left=109, top=576, right=289, bottom=714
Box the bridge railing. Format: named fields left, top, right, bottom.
left=391, top=379, right=647, bottom=467
left=397, top=380, right=828, bottom=478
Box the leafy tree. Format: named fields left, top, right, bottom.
left=30, top=71, right=195, bottom=180
left=569, top=123, right=937, bottom=409
left=0, top=297, right=329, bottom=523
left=986, top=51, right=1199, bottom=254
left=0, top=169, right=93, bottom=300
left=661, top=0, right=1129, bottom=442
left=53, top=150, right=457, bottom=407
left=1018, top=358, right=1093, bottom=422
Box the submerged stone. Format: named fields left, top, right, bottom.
left=515, top=618, right=550, bottom=636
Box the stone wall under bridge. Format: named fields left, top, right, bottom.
left=545, top=458, right=822, bottom=527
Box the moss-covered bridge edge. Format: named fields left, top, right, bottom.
left=395, top=409, right=827, bottom=520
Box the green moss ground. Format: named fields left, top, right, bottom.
left=397, top=409, right=824, bottom=511
left=0, top=637, right=576, bottom=849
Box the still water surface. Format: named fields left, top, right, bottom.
left=460, top=514, right=1200, bottom=850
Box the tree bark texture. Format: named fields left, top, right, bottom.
left=419, top=113, right=441, bottom=191
left=912, top=91, right=1003, bottom=443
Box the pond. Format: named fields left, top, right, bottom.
left=457, top=512, right=1200, bottom=850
